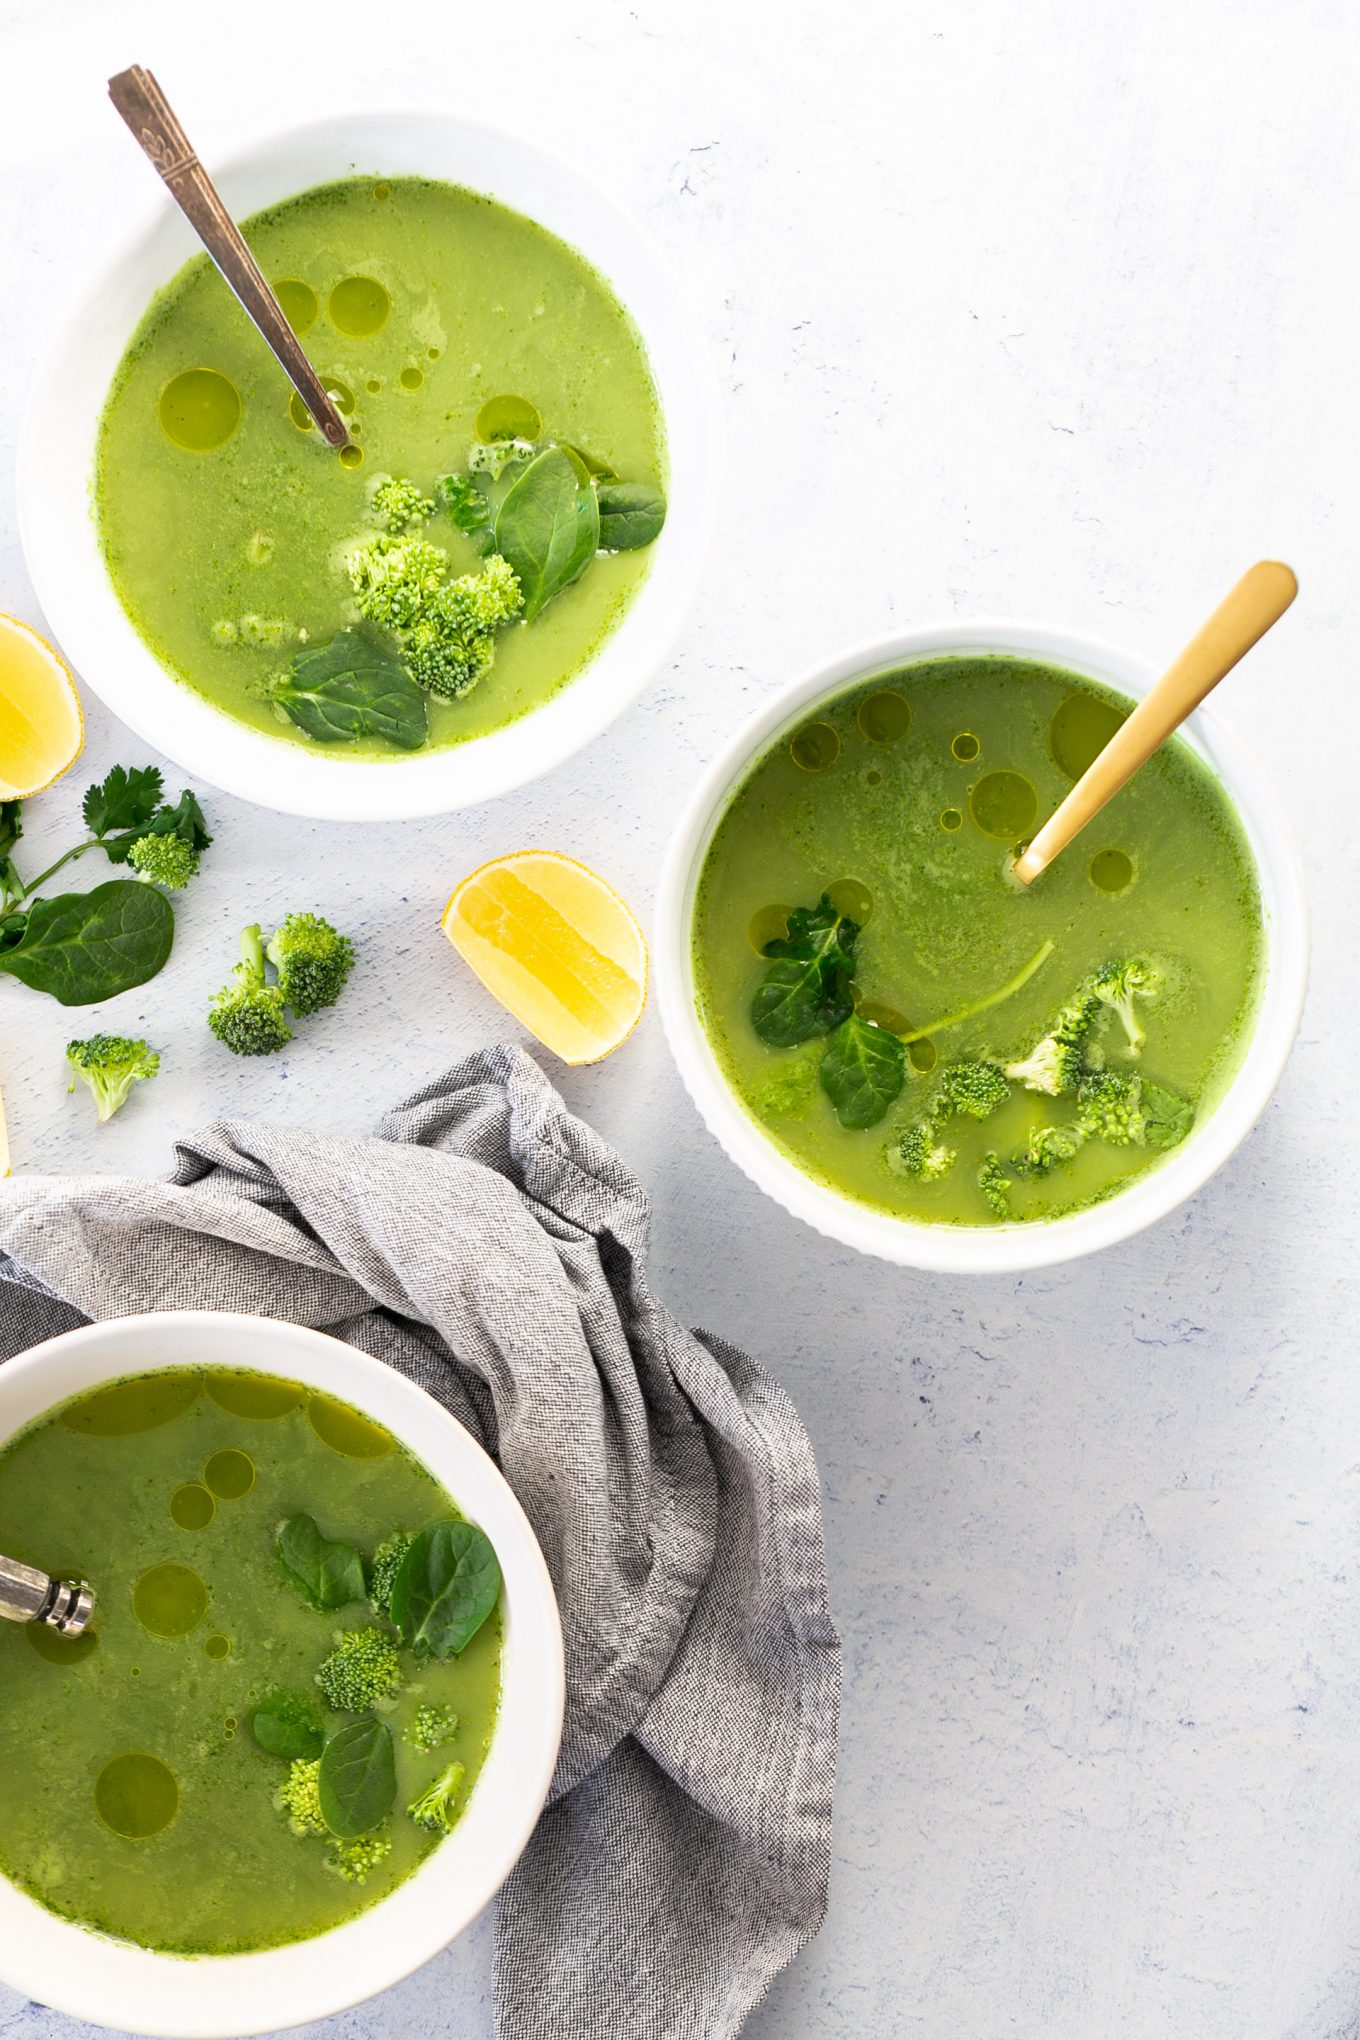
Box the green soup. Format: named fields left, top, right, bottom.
left=0, top=1368, right=503, bottom=1954
left=95, top=176, right=666, bottom=756
left=692, top=657, right=1265, bottom=1227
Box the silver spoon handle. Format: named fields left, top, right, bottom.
left=108, top=65, right=350, bottom=449
left=0, top=1554, right=94, bottom=1634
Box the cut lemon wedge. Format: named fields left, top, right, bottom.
left=442, top=850, right=647, bottom=1064
left=0, top=614, right=83, bottom=800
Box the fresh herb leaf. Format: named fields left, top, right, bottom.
left=251, top=1694, right=325, bottom=1761
left=750, top=895, right=860, bottom=1047
left=102, top=788, right=214, bottom=865
left=0, top=800, right=22, bottom=861
left=0, top=880, right=173, bottom=1005
left=82, top=765, right=164, bottom=838
left=596, top=480, right=666, bottom=551
left=390, top=1521, right=502, bottom=1659
left=819, top=1014, right=906, bottom=1129
left=435, top=472, right=493, bottom=538
left=493, top=447, right=600, bottom=621
left=277, top=1513, right=366, bottom=1609
left=317, top=1716, right=396, bottom=1838
left=267, top=631, right=427, bottom=750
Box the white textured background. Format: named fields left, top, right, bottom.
left=1, top=1, right=1357, bottom=2035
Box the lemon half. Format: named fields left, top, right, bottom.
left=0, top=614, right=83, bottom=801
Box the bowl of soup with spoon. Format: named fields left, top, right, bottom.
left=656, top=621, right=1307, bottom=1273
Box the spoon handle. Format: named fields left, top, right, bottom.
left=107, top=66, right=350, bottom=449
left=1012, top=560, right=1298, bottom=886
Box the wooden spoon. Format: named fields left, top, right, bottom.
left=1012, top=560, right=1297, bottom=887
left=107, top=66, right=350, bottom=449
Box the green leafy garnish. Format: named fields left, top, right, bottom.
left=316, top=1717, right=397, bottom=1838
left=435, top=472, right=493, bottom=539
left=596, top=480, right=666, bottom=551
left=267, top=631, right=427, bottom=750
left=251, top=1694, right=326, bottom=1762
left=277, top=1514, right=366, bottom=1609
left=390, top=1521, right=502, bottom=1660
left=0, top=881, right=174, bottom=1006
left=818, top=1014, right=906, bottom=1129
left=750, top=895, right=859, bottom=1047
left=493, top=447, right=600, bottom=621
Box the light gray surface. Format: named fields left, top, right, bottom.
left=0, top=0, right=1354, bottom=2036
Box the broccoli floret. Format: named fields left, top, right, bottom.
left=265, top=912, right=355, bottom=1016
left=401, top=556, right=524, bottom=700
left=938, top=1059, right=1010, bottom=1120
left=328, top=1830, right=393, bottom=1883
left=65, top=1035, right=159, bottom=1123
left=372, top=476, right=435, bottom=535
left=406, top=1761, right=467, bottom=1834
left=467, top=437, right=535, bottom=479
left=1076, top=1069, right=1146, bottom=1145
left=1005, top=989, right=1103, bottom=1096
left=1092, top=958, right=1164, bottom=1058
left=208, top=925, right=293, bottom=1056
left=406, top=1704, right=459, bottom=1754
left=977, top=1152, right=1012, bottom=1219
left=368, top=1532, right=414, bottom=1619
left=434, top=472, right=493, bottom=537
left=316, top=1628, right=402, bottom=1712
left=278, top=1757, right=326, bottom=1836
left=128, top=831, right=198, bottom=890
left=347, top=531, right=448, bottom=633
left=890, top=1122, right=957, bottom=1180
left=1011, top=1121, right=1087, bottom=1177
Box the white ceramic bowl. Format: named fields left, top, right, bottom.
left=0, top=1310, right=564, bottom=2038
left=655, top=621, right=1309, bottom=1274
left=20, top=112, right=718, bottom=821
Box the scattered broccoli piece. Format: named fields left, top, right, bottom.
left=316, top=1628, right=403, bottom=1713
left=278, top=1757, right=327, bottom=1836
left=401, top=556, right=524, bottom=700
left=938, top=1059, right=1010, bottom=1121
left=1011, top=1121, right=1087, bottom=1177
left=372, top=477, right=435, bottom=535
left=407, top=1704, right=459, bottom=1755
left=435, top=472, right=493, bottom=537
left=128, top=832, right=198, bottom=890
left=1092, top=958, right=1164, bottom=1058
left=406, top=1760, right=467, bottom=1834
left=347, top=531, right=448, bottom=633
left=467, top=437, right=535, bottom=479
left=265, top=912, right=355, bottom=1016
left=977, top=1152, right=1012, bottom=1219
left=369, top=1532, right=414, bottom=1619
left=1076, top=1069, right=1147, bottom=1145
left=208, top=925, right=293, bottom=1056
left=1005, top=988, right=1104, bottom=1096
left=65, top=1035, right=159, bottom=1123
left=890, top=1122, right=957, bottom=1180
left=328, top=1831, right=393, bottom=1883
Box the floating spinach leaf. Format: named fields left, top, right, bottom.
left=819, top=1014, right=906, bottom=1129
left=596, top=480, right=666, bottom=552
left=0, top=880, right=173, bottom=1006
left=390, top=1520, right=502, bottom=1659
left=317, top=1716, right=396, bottom=1837
left=251, top=1694, right=325, bottom=1761
left=750, top=895, right=860, bottom=1047
left=267, top=630, right=427, bottom=750
left=277, top=1513, right=366, bottom=1609
left=561, top=443, right=616, bottom=481
left=493, top=447, right=600, bottom=621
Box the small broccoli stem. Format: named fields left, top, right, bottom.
left=899, top=939, right=1056, bottom=1045
left=240, top=924, right=266, bottom=973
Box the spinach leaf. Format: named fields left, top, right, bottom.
left=561, top=443, right=616, bottom=481
left=390, top=1521, right=502, bottom=1659
left=277, top=1513, right=366, bottom=1608
left=251, top=1694, right=325, bottom=1761
left=819, top=1014, right=906, bottom=1129
left=269, top=631, right=427, bottom=750
left=82, top=765, right=164, bottom=838
left=596, top=480, right=666, bottom=551
left=493, top=447, right=600, bottom=621
left=0, top=880, right=173, bottom=1005
left=750, top=895, right=860, bottom=1047
left=317, top=1716, right=396, bottom=1837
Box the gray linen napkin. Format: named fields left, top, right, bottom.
left=0, top=1046, right=841, bottom=2039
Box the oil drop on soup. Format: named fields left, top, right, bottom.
left=96, top=177, right=667, bottom=756
left=0, top=1368, right=503, bottom=1954
left=692, top=658, right=1264, bottom=1227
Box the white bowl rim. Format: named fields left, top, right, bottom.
left=18, top=108, right=720, bottom=821
left=0, top=1309, right=565, bottom=2038
left=654, top=617, right=1310, bottom=1275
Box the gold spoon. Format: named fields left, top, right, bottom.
left=1012, top=560, right=1298, bottom=887
left=107, top=66, right=350, bottom=449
